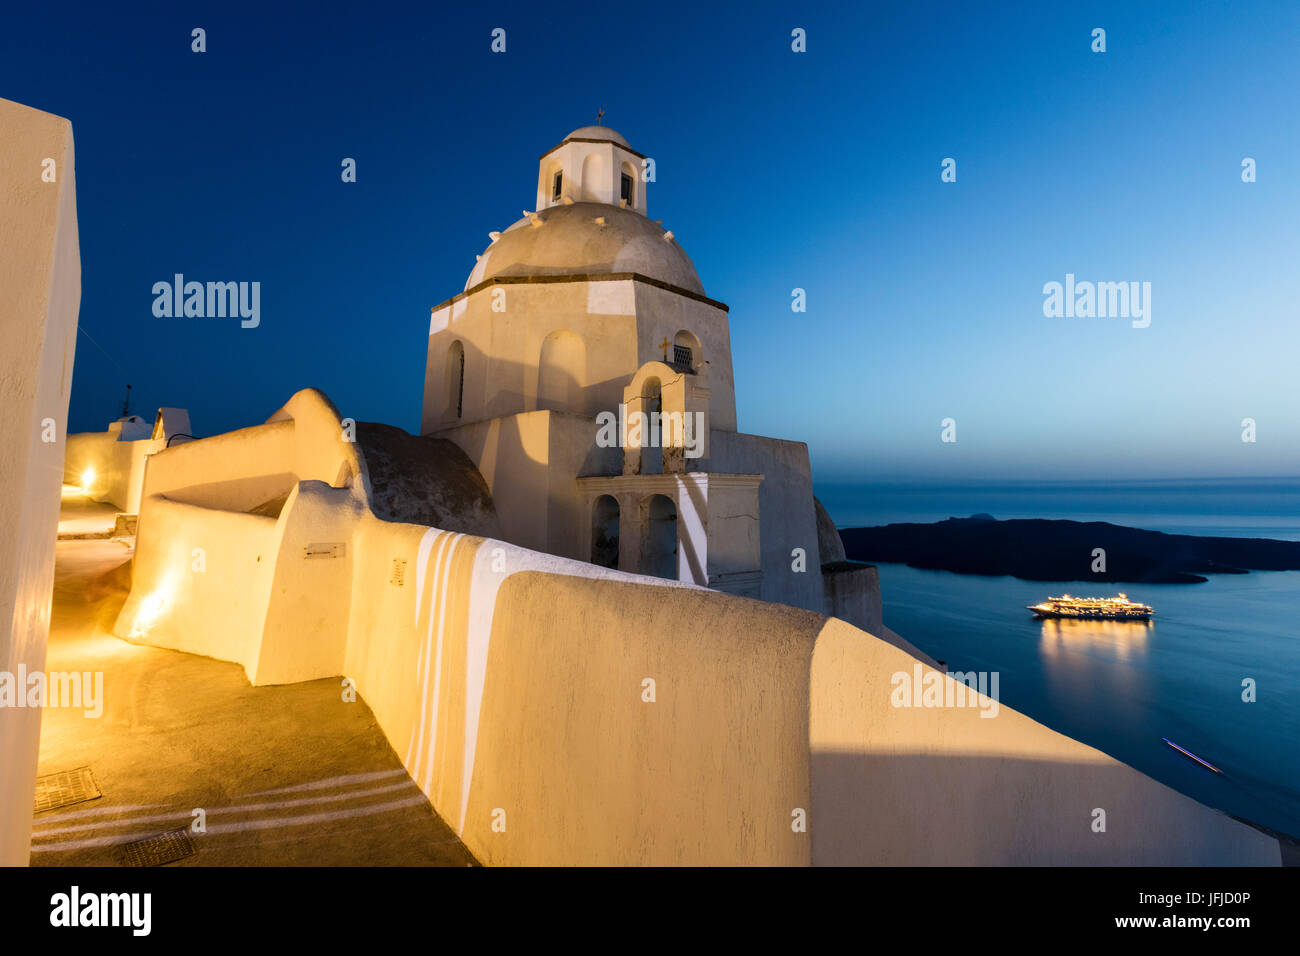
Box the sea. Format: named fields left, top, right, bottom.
left=817, top=478, right=1300, bottom=839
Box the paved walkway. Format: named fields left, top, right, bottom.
left=32, top=495, right=475, bottom=866
left=55, top=489, right=118, bottom=536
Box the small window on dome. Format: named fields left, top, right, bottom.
left=621, top=173, right=634, bottom=207
left=552, top=171, right=563, bottom=201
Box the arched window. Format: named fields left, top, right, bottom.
left=639, top=377, right=662, bottom=475
left=446, top=340, right=465, bottom=420
left=620, top=161, right=638, bottom=210
left=591, top=495, right=620, bottom=569
left=538, top=330, right=586, bottom=413
left=642, top=494, right=678, bottom=580
left=671, top=330, right=701, bottom=373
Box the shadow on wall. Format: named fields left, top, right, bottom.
left=422, top=304, right=735, bottom=442
left=370, top=553, right=1279, bottom=867
left=445, top=386, right=816, bottom=608
left=806, top=617, right=1280, bottom=866
left=537, top=329, right=586, bottom=414
left=428, top=334, right=625, bottom=431
left=809, top=752, right=1280, bottom=866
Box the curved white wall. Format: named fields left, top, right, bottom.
left=115, top=389, right=1283, bottom=866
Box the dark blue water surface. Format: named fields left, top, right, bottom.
left=820, top=480, right=1300, bottom=837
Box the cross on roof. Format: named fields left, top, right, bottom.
left=596, top=107, right=605, bottom=126
left=657, top=336, right=672, bottom=358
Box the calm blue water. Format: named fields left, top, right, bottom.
left=819, top=480, right=1300, bottom=838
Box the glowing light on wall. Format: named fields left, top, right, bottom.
left=80, top=467, right=96, bottom=493
left=129, top=591, right=167, bottom=638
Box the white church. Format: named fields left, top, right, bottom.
left=420, top=124, right=877, bottom=629
left=24, top=102, right=1277, bottom=866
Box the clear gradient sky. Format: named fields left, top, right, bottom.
left=3, top=0, right=1297, bottom=482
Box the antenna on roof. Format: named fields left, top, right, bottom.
left=121, top=384, right=132, bottom=418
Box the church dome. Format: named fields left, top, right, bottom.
left=466, top=202, right=704, bottom=294
left=562, top=125, right=630, bottom=147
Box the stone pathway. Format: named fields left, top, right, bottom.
left=31, top=497, right=475, bottom=866
left=55, top=489, right=118, bottom=537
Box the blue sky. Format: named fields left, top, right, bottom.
left=3, top=0, right=1297, bottom=482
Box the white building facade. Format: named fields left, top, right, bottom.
left=422, top=125, right=874, bottom=622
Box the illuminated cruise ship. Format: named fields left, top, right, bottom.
left=1027, top=593, right=1154, bottom=620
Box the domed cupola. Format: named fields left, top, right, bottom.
left=465, top=124, right=703, bottom=294
left=465, top=201, right=703, bottom=294
left=535, top=124, right=648, bottom=216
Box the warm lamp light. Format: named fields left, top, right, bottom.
left=80, top=467, right=96, bottom=492
left=129, top=591, right=167, bottom=638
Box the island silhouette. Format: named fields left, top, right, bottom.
left=839, top=515, right=1300, bottom=584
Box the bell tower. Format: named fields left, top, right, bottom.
left=535, top=124, right=648, bottom=216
